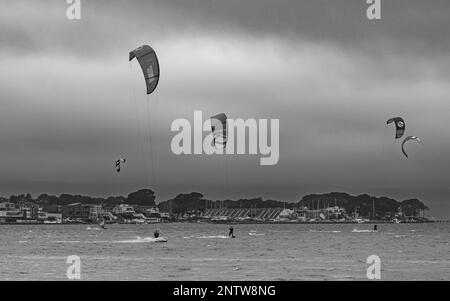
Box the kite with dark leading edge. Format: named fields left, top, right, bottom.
left=115, top=158, right=126, bottom=172
left=125, top=44, right=160, bottom=176
left=387, top=117, right=405, bottom=139
left=129, top=45, right=160, bottom=95
left=210, top=113, right=228, bottom=149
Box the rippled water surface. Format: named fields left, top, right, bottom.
left=0, top=223, right=448, bottom=280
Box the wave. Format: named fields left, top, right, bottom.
left=52, top=240, right=110, bottom=244
left=51, top=237, right=167, bottom=244
left=183, top=235, right=231, bottom=239
left=249, top=233, right=265, bottom=236
left=116, top=236, right=167, bottom=243
left=309, top=230, right=342, bottom=233
left=351, top=229, right=377, bottom=233
left=197, top=235, right=229, bottom=239
left=86, top=227, right=101, bottom=231
left=394, top=235, right=408, bottom=239
left=52, top=240, right=82, bottom=243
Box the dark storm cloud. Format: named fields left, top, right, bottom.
left=160, top=0, right=450, bottom=56
left=2, top=0, right=450, bottom=58
left=1, top=0, right=450, bottom=218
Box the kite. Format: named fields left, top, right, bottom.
left=387, top=117, right=405, bottom=139
left=129, top=45, right=160, bottom=95
left=401, top=136, right=422, bottom=158
left=115, top=158, right=126, bottom=172
left=210, top=113, right=228, bottom=149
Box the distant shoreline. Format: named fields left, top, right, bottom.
left=0, top=220, right=444, bottom=226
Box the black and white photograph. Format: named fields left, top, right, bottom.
left=0, top=0, right=449, bottom=286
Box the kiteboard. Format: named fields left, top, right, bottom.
left=153, top=237, right=168, bottom=243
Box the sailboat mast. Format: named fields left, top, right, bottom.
left=372, top=198, right=375, bottom=220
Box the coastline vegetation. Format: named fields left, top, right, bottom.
left=0, top=189, right=430, bottom=224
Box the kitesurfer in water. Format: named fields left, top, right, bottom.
left=374, top=225, right=378, bottom=232
left=229, top=226, right=234, bottom=238
left=154, top=229, right=160, bottom=238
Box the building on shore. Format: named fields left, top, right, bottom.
left=113, top=204, right=135, bottom=215
left=89, top=204, right=106, bottom=219
left=37, top=211, right=62, bottom=224
left=61, top=203, right=91, bottom=220
left=293, top=206, right=347, bottom=221
left=0, top=202, right=24, bottom=222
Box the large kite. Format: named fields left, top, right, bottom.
left=387, top=117, right=405, bottom=139
left=129, top=45, right=160, bottom=95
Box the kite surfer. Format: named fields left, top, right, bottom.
left=229, top=226, right=235, bottom=238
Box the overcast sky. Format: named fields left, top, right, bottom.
left=1, top=0, right=449, bottom=218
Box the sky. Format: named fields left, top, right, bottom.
left=0, top=0, right=449, bottom=218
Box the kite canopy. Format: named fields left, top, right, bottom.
left=401, top=136, right=422, bottom=158
left=129, top=45, right=160, bottom=95
left=387, top=117, right=405, bottom=139
left=210, top=113, right=228, bottom=149
left=115, top=158, right=126, bottom=172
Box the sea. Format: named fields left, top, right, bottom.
left=0, top=223, right=448, bottom=280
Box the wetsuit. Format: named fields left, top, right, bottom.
left=229, top=227, right=234, bottom=237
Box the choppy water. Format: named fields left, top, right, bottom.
left=0, top=223, right=448, bottom=280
